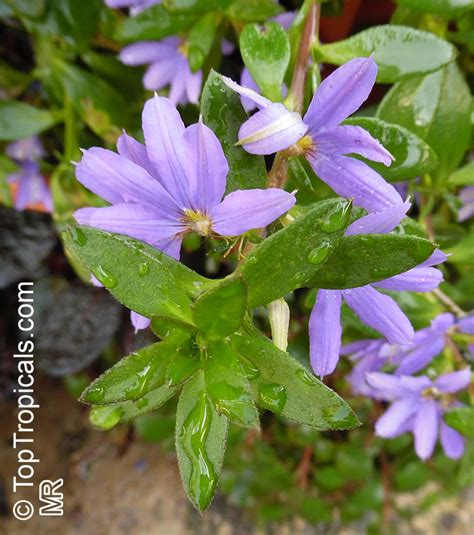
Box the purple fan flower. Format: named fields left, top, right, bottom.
left=120, top=37, right=202, bottom=106
left=458, top=186, right=474, bottom=222
left=367, top=369, right=471, bottom=460
left=309, top=201, right=446, bottom=377
left=6, top=137, right=52, bottom=212
left=342, top=339, right=387, bottom=397
left=74, top=95, right=295, bottom=261
left=223, top=56, right=403, bottom=213
left=105, top=0, right=161, bottom=16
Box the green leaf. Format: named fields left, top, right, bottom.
left=165, top=0, right=231, bottom=12
left=344, top=117, right=438, bottom=181
left=63, top=226, right=211, bottom=324
left=201, top=71, right=267, bottom=192
left=449, top=161, right=474, bottom=186
left=308, top=235, right=436, bottom=289
left=192, top=277, right=247, bottom=336
left=176, top=371, right=228, bottom=511
left=396, top=0, right=474, bottom=16
left=317, top=25, right=457, bottom=83
left=188, top=12, right=219, bottom=72
left=240, top=22, right=290, bottom=101
left=4, top=0, right=45, bottom=19
left=225, top=0, right=282, bottom=22
left=377, top=63, right=471, bottom=183
left=240, top=199, right=352, bottom=307
left=204, top=339, right=259, bottom=428
left=0, top=101, right=59, bottom=140
left=444, top=407, right=474, bottom=436
left=233, top=324, right=359, bottom=430
left=116, top=4, right=196, bottom=42
left=80, top=333, right=189, bottom=404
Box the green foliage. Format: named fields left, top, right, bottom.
left=396, top=0, right=474, bottom=16
left=445, top=407, right=474, bottom=436
left=0, top=101, right=59, bottom=140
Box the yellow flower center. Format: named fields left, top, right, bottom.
left=284, top=134, right=315, bottom=157
left=178, top=41, right=189, bottom=57
left=183, top=209, right=213, bottom=237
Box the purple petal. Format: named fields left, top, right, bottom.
left=457, top=315, right=474, bottom=335
left=221, top=39, right=235, bottom=56
left=374, top=267, right=443, bottom=292
left=116, top=132, right=157, bottom=177
left=129, top=0, right=162, bottom=15
left=221, top=75, right=271, bottom=109
left=430, top=312, right=456, bottom=334
left=6, top=136, right=44, bottom=161
left=304, top=57, right=378, bottom=133
left=142, top=95, right=191, bottom=208
left=90, top=275, right=103, bottom=287
left=156, top=235, right=182, bottom=260
left=131, top=311, right=151, bottom=332
left=316, top=125, right=394, bottom=166
left=272, top=11, right=296, bottom=29
left=211, top=189, right=295, bottom=236
left=366, top=372, right=411, bottom=401
left=434, top=369, right=471, bottom=393
left=343, top=285, right=414, bottom=344
left=143, top=59, right=176, bottom=91
left=413, top=400, right=439, bottom=460
left=76, top=147, right=179, bottom=214
left=418, top=249, right=447, bottom=267
left=396, top=335, right=445, bottom=375
left=345, top=200, right=411, bottom=236
left=238, top=103, right=308, bottom=155
left=74, top=204, right=183, bottom=247
left=440, top=420, right=465, bottom=459
left=307, top=153, right=403, bottom=212
left=309, top=290, right=343, bottom=377
left=183, top=121, right=228, bottom=213
left=341, top=338, right=383, bottom=357
left=185, top=68, right=202, bottom=105
left=240, top=68, right=260, bottom=113
left=119, top=40, right=178, bottom=66
left=375, top=397, right=420, bottom=438
left=168, top=67, right=187, bottom=106
left=348, top=353, right=386, bottom=398
left=458, top=203, right=474, bottom=222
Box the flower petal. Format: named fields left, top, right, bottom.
left=183, top=121, right=228, bottom=213
left=309, top=290, right=343, bottom=377
left=307, top=153, right=403, bottom=212
left=185, top=68, right=202, bottom=104
left=304, top=56, right=378, bottom=133
left=142, top=95, right=191, bottom=208
left=366, top=372, right=412, bottom=401
left=374, top=267, right=443, bottom=292
left=418, top=249, right=447, bottom=267
left=211, top=188, right=295, bottom=236
left=130, top=311, right=151, bottom=332
left=75, top=147, right=179, bottom=213
left=119, top=40, right=178, bottom=66
left=221, top=74, right=271, bottom=109
left=345, top=200, right=411, bottom=236
left=238, top=103, right=308, bottom=155
left=74, top=203, right=183, bottom=247
left=116, top=132, right=157, bottom=177
left=375, top=397, right=419, bottom=437
left=168, top=68, right=187, bottom=106
left=240, top=67, right=260, bottom=112
left=396, top=335, right=445, bottom=375
left=413, top=399, right=439, bottom=460
left=343, top=285, right=414, bottom=344
left=457, top=315, right=474, bottom=335
left=440, top=420, right=465, bottom=459
left=143, top=59, right=176, bottom=91
left=316, top=125, right=394, bottom=166
left=434, top=369, right=471, bottom=393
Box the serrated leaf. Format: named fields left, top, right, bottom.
left=317, top=25, right=457, bottom=83
left=192, top=277, right=247, bottom=336
left=444, top=407, right=474, bottom=436
left=63, top=226, right=211, bottom=324
left=204, top=339, right=259, bottom=429
left=377, top=63, right=471, bottom=182
left=344, top=117, right=438, bottom=181
left=176, top=371, right=228, bottom=511
left=201, top=71, right=267, bottom=192
left=0, top=101, right=59, bottom=140
left=81, top=333, right=189, bottom=404
left=240, top=198, right=352, bottom=307
left=240, top=22, right=290, bottom=101
left=233, top=324, right=359, bottom=430
left=308, top=235, right=436, bottom=289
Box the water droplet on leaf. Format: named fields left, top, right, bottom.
left=258, top=383, right=287, bottom=414
left=138, top=262, right=149, bottom=276
left=70, top=227, right=87, bottom=246
left=295, top=368, right=316, bottom=385
left=94, top=265, right=118, bottom=289
left=307, top=241, right=332, bottom=265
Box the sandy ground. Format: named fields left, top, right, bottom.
left=0, top=378, right=473, bottom=535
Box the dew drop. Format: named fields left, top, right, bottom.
left=136, top=397, right=149, bottom=409
left=238, top=356, right=260, bottom=380
left=94, top=265, right=118, bottom=289
left=307, top=241, right=332, bottom=265
left=138, top=262, right=149, bottom=276
left=70, top=227, right=87, bottom=246
left=90, top=406, right=123, bottom=430
left=86, top=385, right=105, bottom=403
left=321, top=207, right=349, bottom=233
left=295, top=368, right=316, bottom=385
left=258, top=383, right=287, bottom=414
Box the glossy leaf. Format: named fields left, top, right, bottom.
left=317, top=25, right=457, bottom=83
left=188, top=12, right=219, bottom=72
left=0, top=100, right=59, bottom=140
left=449, top=161, right=474, bottom=186
left=308, top=235, right=435, bottom=289
left=377, top=63, right=471, bottom=182
left=233, top=324, right=359, bottom=429
left=80, top=333, right=189, bottom=404
left=240, top=199, right=352, bottom=307
left=344, top=117, right=438, bottom=181
left=165, top=0, right=231, bottom=11
left=201, top=71, right=267, bottom=192
left=225, top=0, right=282, bottom=22
left=240, top=22, right=290, bottom=101
left=396, top=0, right=474, bottom=16
left=116, top=4, right=196, bottom=42
left=63, top=226, right=212, bottom=324
left=192, top=277, right=247, bottom=336
left=445, top=407, right=474, bottom=436
left=176, top=371, right=228, bottom=511
left=204, top=339, right=259, bottom=429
